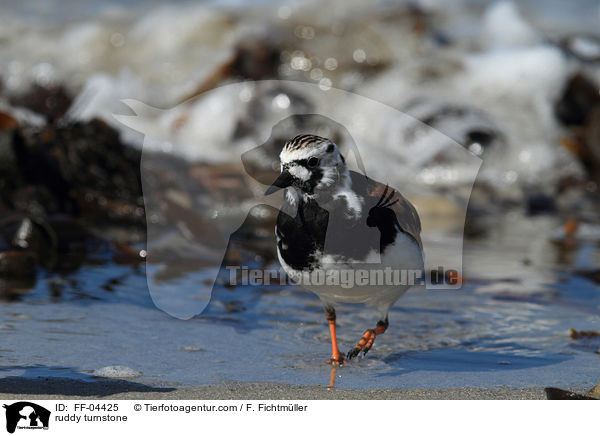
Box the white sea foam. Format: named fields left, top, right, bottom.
left=360, top=2, right=584, bottom=192
left=93, top=365, right=141, bottom=378
left=0, top=0, right=594, bottom=193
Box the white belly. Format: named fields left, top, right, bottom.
left=277, top=232, right=424, bottom=316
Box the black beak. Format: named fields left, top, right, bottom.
left=265, top=170, right=294, bottom=195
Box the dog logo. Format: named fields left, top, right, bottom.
left=3, top=402, right=50, bottom=433
left=114, top=80, right=481, bottom=319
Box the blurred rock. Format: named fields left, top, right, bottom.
left=230, top=36, right=282, bottom=80
left=0, top=276, right=36, bottom=301
left=43, top=215, right=87, bottom=272
left=545, top=387, right=597, bottom=400
left=181, top=35, right=282, bottom=102
left=579, top=106, right=600, bottom=182
left=0, top=113, right=21, bottom=208
left=8, top=84, right=73, bottom=122
left=0, top=111, right=151, bottom=293
left=0, top=214, right=87, bottom=274
left=13, top=119, right=144, bottom=225
left=555, top=73, right=600, bottom=126
left=555, top=73, right=600, bottom=184
left=0, top=111, right=19, bottom=130
left=402, top=98, right=503, bottom=156
left=0, top=251, right=36, bottom=278
left=574, top=269, right=600, bottom=284
left=568, top=327, right=600, bottom=356
left=570, top=328, right=600, bottom=339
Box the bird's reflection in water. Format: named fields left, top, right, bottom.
left=328, top=366, right=338, bottom=389
left=317, top=366, right=339, bottom=389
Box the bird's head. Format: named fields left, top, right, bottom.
left=265, top=134, right=347, bottom=199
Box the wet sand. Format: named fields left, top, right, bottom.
left=0, top=378, right=547, bottom=400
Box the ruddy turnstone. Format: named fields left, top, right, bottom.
left=265, top=134, right=424, bottom=364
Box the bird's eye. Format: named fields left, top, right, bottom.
left=307, top=157, right=319, bottom=168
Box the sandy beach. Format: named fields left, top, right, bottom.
left=0, top=378, right=548, bottom=400
left=1, top=0, right=599, bottom=407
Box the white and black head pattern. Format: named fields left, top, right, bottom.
left=275, top=134, right=347, bottom=198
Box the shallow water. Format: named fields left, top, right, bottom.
left=1, top=0, right=599, bottom=393
left=1, top=214, right=598, bottom=391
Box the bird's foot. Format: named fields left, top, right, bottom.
left=327, top=355, right=347, bottom=366
left=347, top=329, right=376, bottom=360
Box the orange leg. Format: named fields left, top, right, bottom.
left=347, top=318, right=388, bottom=360
left=325, top=307, right=346, bottom=365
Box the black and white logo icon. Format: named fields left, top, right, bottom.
left=3, top=402, right=50, bottom=434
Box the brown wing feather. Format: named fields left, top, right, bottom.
left=350, top=171, right=423, bottom=250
